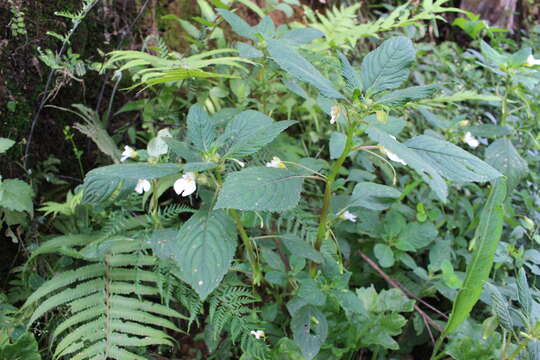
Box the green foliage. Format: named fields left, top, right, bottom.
left=443, top=179, right=507, bottom=335
left=164, top=210, right=237, bottom=300
left=22, top=235, right=185, bottom=360
left=360, top=36, right=416, bottom=94
left=215, top=167, right=304, bottom=212
left=6, top=0, right=540, bottom=359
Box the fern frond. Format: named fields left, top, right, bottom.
left=25, top=234, right=185, bottom=360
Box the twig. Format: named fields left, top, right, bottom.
left=357, top=250, right=444, bottom=336
left=95, top=0, right=152, bottom=114
left=24, top=0, right=99, bottom=170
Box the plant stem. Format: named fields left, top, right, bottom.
left=501, top=75, right=511, bottom=126
left=214, top=170, right=262, bottom=285
left=314, top=125, right=354, bottom=252
left=230, top=208, right=262, bottom=285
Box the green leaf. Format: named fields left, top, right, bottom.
left=0, top=332, right=41, bottom=360
left=281, top=233, right=323, bottom=263
left=186, top=105, right=216, bottom=152
left=374, top=244, right=395, bottom=268
left=168, top=210, right=237, bottom=300
left=82, top=164, right=182, bottom=204
left=395, top=222, right=438, bottom=251
left=337, top=52, right=361, bottom=91
left=360, top=36, right=416, bottom=94
left=485, top=137, right=527, bottom=192
left=236, top=42, right=262, bottom=59
left=163, top=138, right=201, bottom=162
left=367, top=127, right=448, bottom=202
left=375, top=85, right=439, bottom=106
left=348, top=182, right=401, bottom=211
left=0, top=138, right=15, bottom=154
left=266, top=39, right=343, bottom=99
left=0, top=179, right=33, bottom=214
left=443, top=179, right=506, bottom=335
left=405, top=135, right=502, bottom=183
left=216, top=9, right=256, bottom=40
left=291, top=305, right=328, bottom=360
left=329, top=132, right=347, bottom=160
left=281, top=28, right=324, bottom=46
left=215, top=167, right=304, bottom=212
left=219, top=110, right=295, bottom=158
left=364, top=114, right=406, bottom=136
left=468, top=124, right=512, bottom=137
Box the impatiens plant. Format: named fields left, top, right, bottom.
left=20, top=6, right=520, bottom=360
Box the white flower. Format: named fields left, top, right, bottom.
left=174, top=172, right=197, bottom=197
left=526, top=54, right=540, bottom=67
left=121, top=145, right=137, bottom=162
left=265, top=156, right=286, bottom=169
left=330, top=105, right=341, bottom=124
left=463, top=131, right=479, bottom=148
left=134, top=179, right=151, bottom=194
left=340, top=210, right=357, bottom=222
left=250, top=330, right=265, bottom=339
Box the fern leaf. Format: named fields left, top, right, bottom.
left=27, top=278, right=104, bottom=327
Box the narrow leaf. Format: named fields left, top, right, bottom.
left=443, top=178, right=506, bottom=335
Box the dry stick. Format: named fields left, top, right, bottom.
left=94, top=0, right=152, bottom=114
left=24, top=0, right=99, bottom=170
left=357, top=250, right=444, bottom=337
left=359, top=250, right=448, bottom=320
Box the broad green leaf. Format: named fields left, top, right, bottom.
left=82, top=163, right=182, bottom=204
left=0, top=332, right=41, bottom=360
left=337, top=52, right=361, bottom=90
left=163, top=138, right=201, bottom=162
left=360, top=36, right=415, bottom=94
left=253, top=16, right=275, bottom=38
left=291, top=305, right=328, bottom=360
left=329, top=132, right=346, bottom=159
left=0, top=179, right=34, bottom=214
left=441, top=260, right=463, bottom=289
left=405, top=135, right=502, bottom=183
left=468, top=124, right=512, bottom=138
left=297, top=278, right=326, bottom=306
left=186, top=105, right=216, bottom=152
left=367, top=127, right=448, bottom=202
left=417, top=107, right=450, bottom=129
left=375, top=85, right=439, bottom=106
left=348, top=182, right=401, bottom=211
left=281, top=233, right=323, bottom=263
left=266, top=39, right=343, bottom=99
left=219, top=110, right=295, bottom=158
left=236, top=42, right=262, bottom=59
left=215, top=167, right=304, bottom=212
left=0, top=138, right=15, bottom=154
left=281, top=28, right=324, bottom=46
left=395, top=222, right=438, bottom=251
left=479, top=40, right=507, bottom=67
left=485, top=137, right=527, bottom=192
left=374, top=244, right=395, bottom=267
left=170, top=210, right=237, bottom=300
left=364, top=114, right=406, bottom=136
left=443, top=179, right=506, bottom=335
left=216, top=9, right=256, bottom=40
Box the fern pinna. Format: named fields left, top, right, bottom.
left=22, top=234, right=186, bottom=360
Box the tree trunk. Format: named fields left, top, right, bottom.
left=460, top=0, right=518, bottom=31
